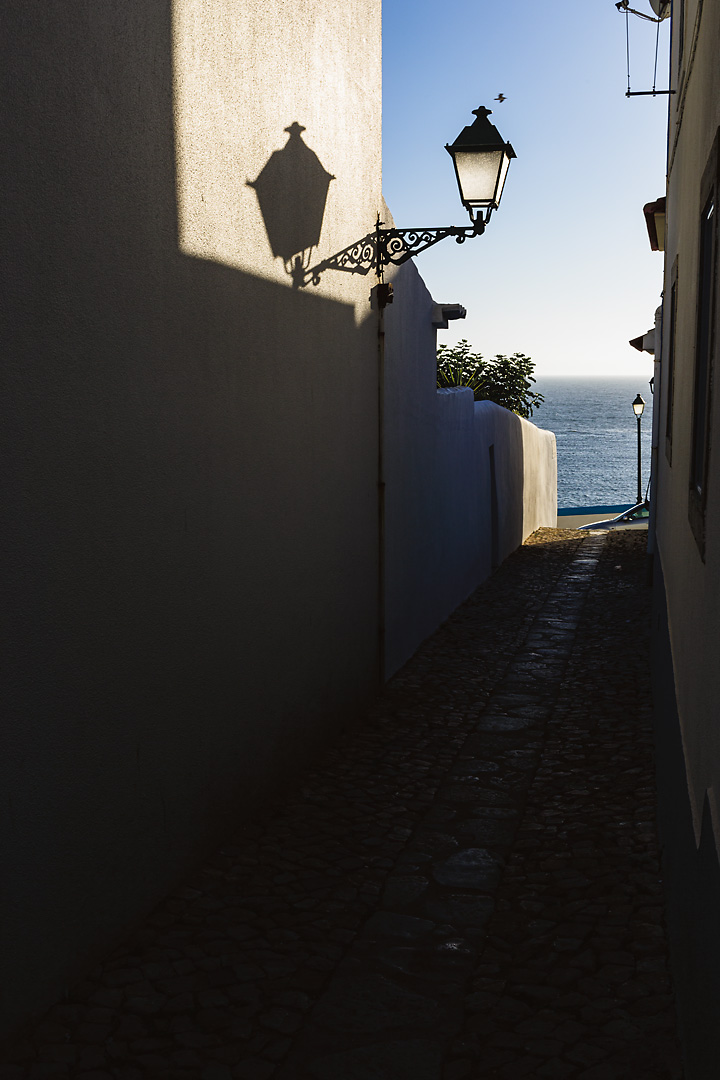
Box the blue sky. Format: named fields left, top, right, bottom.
left=382, top=0, right=670, bottom=377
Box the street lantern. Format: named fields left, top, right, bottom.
left=370, top=105, right=516, bottom=285
left=304, top=105, right=516, bottom=292
left=632, top=394, right=646, bottom=503
left=445, top=107, right=517, bottom=222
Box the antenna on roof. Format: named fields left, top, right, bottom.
left=616, top=0, right=675, bottom=97
left=615, top=0, right=669, bottom=22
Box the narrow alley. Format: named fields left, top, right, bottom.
left=1, top=530, right=683, bottom=1080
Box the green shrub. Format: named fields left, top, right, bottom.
left=437, top=339, right=544, bottom=419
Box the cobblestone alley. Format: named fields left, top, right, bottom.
left=1, top=529, right=685, bottom=1080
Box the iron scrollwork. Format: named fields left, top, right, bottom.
left=301, top=214, right=486, bottom=288
left=305, top=234, right=377, bottom=286
left=376, top=218, right=485, bottom=273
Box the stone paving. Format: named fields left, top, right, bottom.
left=0, top=529, right=683, bottom=1080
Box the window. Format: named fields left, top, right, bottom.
left=690, top=194, right=715, bottom=498
left=665, top=261, right=678, bottom=463
left=676, top=0, right=685, bottom=70
left=688, top=134, right=719, bottom=555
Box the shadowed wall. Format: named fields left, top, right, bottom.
left=649, top=0, right=720, bottom=1072
left=383, top=260, right=557, bottom=678
left=1, top=0, right=381, bottom=1036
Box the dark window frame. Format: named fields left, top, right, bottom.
left=688, top=131, right=719, bottom=557
left=676, top=0, right=685, bottom=70
left=665, top=257, right=679, bottom=464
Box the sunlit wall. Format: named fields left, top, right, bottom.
left=173, top=0, right=381, bottom=310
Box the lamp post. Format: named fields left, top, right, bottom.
left=632, top=394, right=646, bottom=504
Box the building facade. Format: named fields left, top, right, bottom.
left=649, top=0, right=720, bottom=1072
left=1, top=0, right=556, bottom=1037
left=2, top=0, right=384, bottom=1036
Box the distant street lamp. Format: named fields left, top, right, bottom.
left=632, top=394, right=646, bottom=504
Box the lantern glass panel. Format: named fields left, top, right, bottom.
left=453, top=149, right=504, bottom=207
left=495, top=150, right=512, bottom=205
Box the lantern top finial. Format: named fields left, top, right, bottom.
left=445, top=105, right=515, bottom=156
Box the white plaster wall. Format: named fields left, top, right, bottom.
left=653, top=0, right=720, bottom=848
left=172, top=0, right=381, bottom=311
left=522, top=410, right=559, bottom=538
left=1, top=0, right=557, bottom=1035
left=1, top=0, right=381, bottom=1036
left=383, top=261, right=557, bottom=677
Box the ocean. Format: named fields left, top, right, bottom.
left=532, top=376, right=655, bottom=510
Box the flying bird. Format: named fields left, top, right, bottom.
left=495, top=93, right=506, bottom=103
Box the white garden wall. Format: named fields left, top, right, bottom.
left=384, top=260, right=557, bottom=677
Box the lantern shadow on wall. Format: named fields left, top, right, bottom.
left=249, top=106, right=515, bottom=293
left=248, top=123, right=335, bottom=288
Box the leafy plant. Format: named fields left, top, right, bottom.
left=436, top=339, right=544, bottom=419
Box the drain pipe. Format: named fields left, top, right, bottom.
left=647, top=302, right=663, bottom=583
left=374, top=280, right=393, bottom=686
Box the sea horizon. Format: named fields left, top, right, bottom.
left=532, top=375, right=654, bottom=510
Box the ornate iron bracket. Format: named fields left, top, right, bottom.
left=304, top=234, right=377, bottom=286
left=301, top=213, right=487, bottom=288
left=375, top=215, right=485, bottom=278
